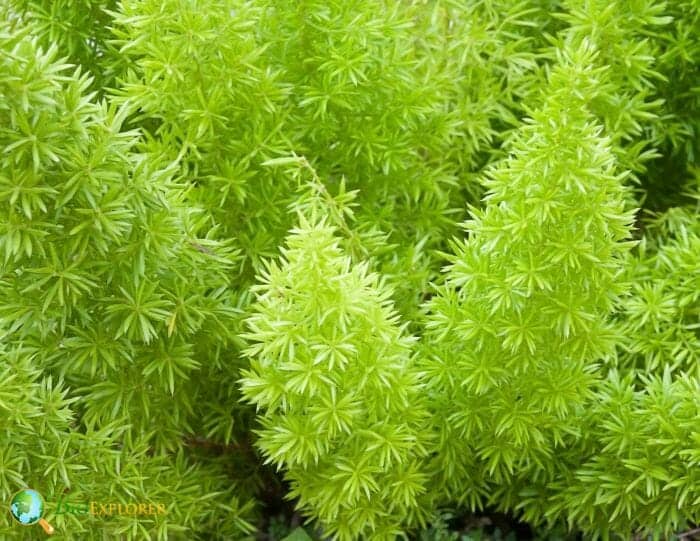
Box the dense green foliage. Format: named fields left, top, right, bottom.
left=241, top=189, right=432, bottom=540
left=421, top=40, right=636, bottom=504
left=0, top=0, right=699, bottom=539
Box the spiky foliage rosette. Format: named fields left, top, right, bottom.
left=545, top=370, right=700, bottom=538
left=614, top=172, right=700, bottom=374
left=420, top=41, right=637, bottom=505
left=240, top=190, right=432, bottom=540
left=0, top=17, right=256, bottom=540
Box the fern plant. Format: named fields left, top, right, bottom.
left=419, top=33, right=700, bottom=541
left=240, top=183, right=432, bottom=540
left=1, top=0, right=700, bottom=539
left=0, top=16, right=256, bottom=540
left=10, top=0, right=121, bottom=92
left=420, top=39, right=637, bottom=507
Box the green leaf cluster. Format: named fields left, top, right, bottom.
left=422, top=39, right=633, bottom=484
left=0, top=0, right=699, bottom=539
left=0, top=13, right=256, bottom=539
left=241, top=191, right=432, bottom=540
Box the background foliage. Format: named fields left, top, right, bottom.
left=0, top=0, right=699, bottom=539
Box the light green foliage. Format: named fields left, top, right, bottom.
left=109, top=0, right=319, bottom=280
left=555, top=0, right=700, bottom=207
left=416, top=19, right=700, bottom=539
left=0, top=17, right=239, bottom=449
left=421, top=40, right=636, bottom=504
left=615, top=234, right=700, bottom=374
left=505, top=369, right=700, bottom=538
left=1, top=0, right=700, bottom=539
left=554, top=371, right=699, bottom=537
left=645, top=1, right=700, bottom=206
left=241, top=188, right=431, bottom=540
left=553, top=0, right=669, bottom=176
left=0, top=16, right=255, bottom=540
left=612, top=170, right=700, bottom=376
left=109, top=0, right=551, bottom=323
left=8, top=0, right=121, bottom=91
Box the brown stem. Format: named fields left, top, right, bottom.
left=678, top=526, right=700, bottom=540
left=183, top=435, right=255, bottom=455
left=297, top=156, right=370, bottom=260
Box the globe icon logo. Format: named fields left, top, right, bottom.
left=9, top=488, right=54, bottom=535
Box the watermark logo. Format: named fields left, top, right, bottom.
left=56, top=494, right=167, bottom=517
left=9, top=488, right=55, bottom=535
left=8, top=488, right=168, bottom=535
